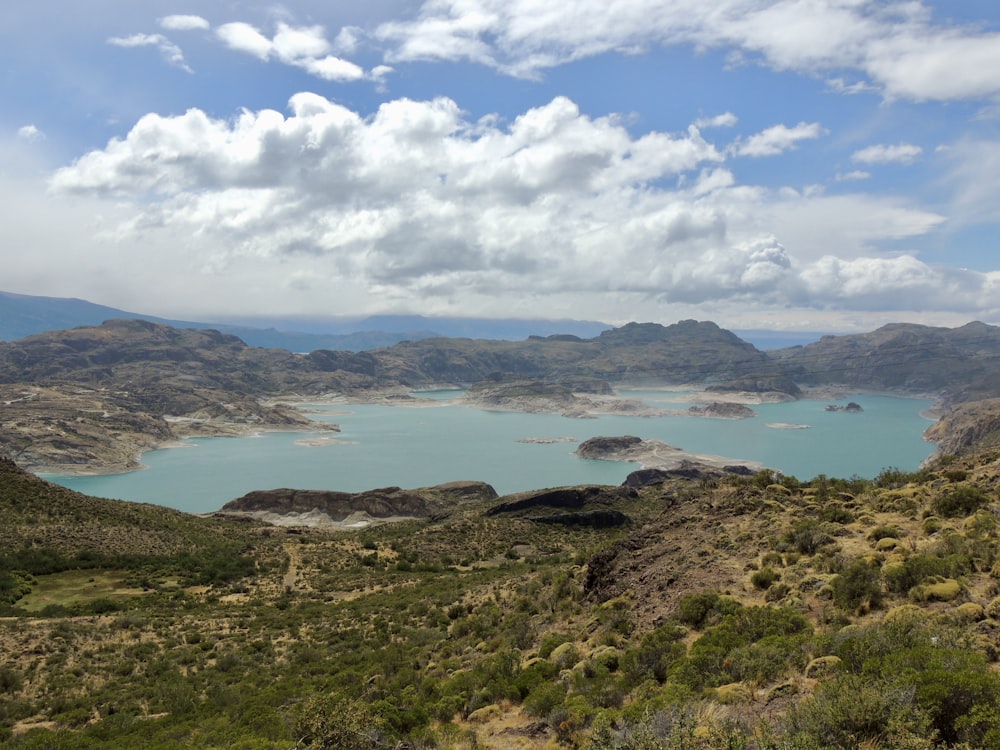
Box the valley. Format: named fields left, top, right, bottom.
left=3, top=316, right=1000, bottom=748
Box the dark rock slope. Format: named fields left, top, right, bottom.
left=770, top=321, right=1000, bottom=401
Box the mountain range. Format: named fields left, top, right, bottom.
left=0, top=289, right=826, bottom=349
left=2, top=313, right=1000, bottom=474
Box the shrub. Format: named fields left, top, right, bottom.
left=751, top=567, right=780, bottom=590
left=0, top=666, right=22, bottom=694
left=909, top=578, right=962, bottom=603
left=673, top=592, right=739, bottom=629
left=868, top=525, right=902, bottom=542
left=932, top=485, right=990, bottom=519
left=820, top=503, right=856, bottom=524
left=883, top=550, right=972, bottom=595
left=830, top=559, right=882, bottom=611
left=293, top=693, right=390, bottom=750
left=785, top=673, right=929, bottom=749
left=620, top=624, right=686, bottom=686
left=784, top=519, right=833, bottom=555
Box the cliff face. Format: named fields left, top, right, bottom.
left=924, top=399, right=1000, bottom=457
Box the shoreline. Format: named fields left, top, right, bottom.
left=32, top=385, right=942, bottom=480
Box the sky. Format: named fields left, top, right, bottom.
left=2, top=1, right=1000, bottom=333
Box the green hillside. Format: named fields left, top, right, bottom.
left=3, top=452, right=1000, bottom=748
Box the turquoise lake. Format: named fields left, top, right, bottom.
left=45, top=391, right=937, bottom=514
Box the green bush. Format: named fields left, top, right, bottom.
left=784, top=519, right=833, bottom=555
left=932, top=485, right=990, bottom=519
left=751, top=567, right=779, bottom=590
left=293, top=693, right=391, bottom=749
left=674, top=592, right=739, bottom=629
left=830, top=559, right=882, bottom=611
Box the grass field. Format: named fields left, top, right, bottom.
left=16, top=570, right=149, bottom=612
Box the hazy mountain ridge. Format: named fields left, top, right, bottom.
left=0, top=290, right=609, bottom=350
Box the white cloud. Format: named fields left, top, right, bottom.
left=798, top=255, right=1000, bottom=313
left=216, top=21, right=365, bottom=81
left=108, top=32, right=192, bottom=73
left=334, top=26, right=363, bottom=54
left=217, top=22, right=273, bottom=60
left=159, top=15, right=210, bottom=32
left=376, top=0, right=1000, bottom=102
left=851, top=142, right=923, bottom=165
left=836, top=170, right=870, bottom=181
left=695, top=112, right=738, bottom=129
left=44, top=93, right=976, bottom=322
left=733, top=121, right=824, bottom=157
left=866, top=30, right=1000, bottom=102
left=941, top=139, right=1000, bottom=226
left=17, top=125, right=42, bottom=141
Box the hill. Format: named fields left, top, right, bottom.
left=0, top=319, right=788, bottom=473
left=5, top=317, right=1000, bottom=473
left=0, top=457, right=256, bottom=606
left=770, top=321, right=1000, bottom=403
left=3, top=450, right=1000, bottom=747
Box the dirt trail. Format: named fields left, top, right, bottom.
left=282, top=543, right=301, bottom=591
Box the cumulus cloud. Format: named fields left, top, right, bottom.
left=216, top=21, right=365, bottom=81
left=695, top=112, right=738, bottom=129
left=836, top=170, right=870, bottom=182
left=852, top=143, right=923, bottom=165
left=798, top=255, right=1000, bottom=313
left=45, top=93, right=980, bottom=319
left=17, top=125, right=43, bottom=141
left=108, top=32, right=192, bottom=73
left=376, top=0, right=1000, bottom=102
left=159, top=15, right=210, bottom=32
left=733, top=122, right=824, bottom=157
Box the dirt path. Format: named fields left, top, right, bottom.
left=282, top=543, right=301, bottom=592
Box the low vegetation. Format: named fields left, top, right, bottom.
left=3, top=452, right=1000, bottom=748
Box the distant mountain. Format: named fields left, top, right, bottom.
left=770, top=321, right=1000, bottom=403
left=0, top=290, right=608, bottom=349
left=0, top=318, right=783, bottom=472
left=732, top=329, right=829, bottom=350
left=6, top=315, right=1000, bottom=473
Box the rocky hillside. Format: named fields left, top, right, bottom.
left=5, top=449, right=1000, bottom=748
left=6, top=317, right=1000, bottom=472
left=771, top=321, right=1000, bottom=401
left=0, top=319, right=784, bottom=472
left=374, top=320, right=776, bottom=387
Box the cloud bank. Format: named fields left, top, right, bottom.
left=376, top=0, right=1000, bottom=102
left=46, top=92, right=993, bottom=323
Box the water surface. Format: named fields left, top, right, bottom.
left=47, top=393, right=936, bottom=513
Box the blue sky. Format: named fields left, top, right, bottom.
left=2, top=1, right=999, bottom=332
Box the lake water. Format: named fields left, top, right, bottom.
left=46, top=392, right=937, bottom=514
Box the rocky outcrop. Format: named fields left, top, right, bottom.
left=576, top=436, right=764, bottom=474
left=576, top=436, right=644, bottom=458
left=924, top=399, right=1000, bottom=457
left=824, top=401, right=863, bottom=412
left=622, top=462, right=743, bottom=488
left=688, top=402, right=756, bottom=419
left=486, top=485, right=637, bottom=517
left=221, top=481, right=498, bottom=522
left=706, top=375, right=801, bottom=400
